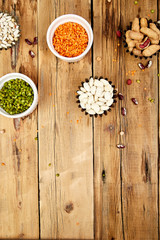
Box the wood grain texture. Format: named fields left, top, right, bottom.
left=0, top=0, right=159, bottom=239
left=93, top=0, right=123, bottom=239
left=0, top=0, right=39, bottom=239
left=93, top=0, right=159, bottom=239
left=38, top=0, right=93, bottom=239
left=159, top=2, right=160, bottom=239
left=120, top=1, right=158, bottom=239
left=158, top=0, right=160, bottom=238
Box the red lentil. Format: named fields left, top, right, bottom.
left=53, top=22, right=88, bottom=58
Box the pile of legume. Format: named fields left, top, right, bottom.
left=52, top=22, right=88, bottom=58
left=0, top=78, right=34, bottom=115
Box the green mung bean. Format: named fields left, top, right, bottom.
left=0, top=78, right=34, bottom=115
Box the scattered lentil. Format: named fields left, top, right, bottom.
left=35, top=137, right=38, bottom=140
left=148, top=98, right=155, bottom=103
left=150, top=9, right=155, bottom=13
left=134, top=0, right=138, bottom=4
left=56, top=173, right=60, bottom=177
left=48, top=163, right=51, bottom=166
left=1, top=162, right=5, bottom=166
left=126, top=70, right=136, bottom=76
left=136, top=79, right=141, bottom=83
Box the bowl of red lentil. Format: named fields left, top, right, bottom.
left=46, top=14, right=93, bottom=62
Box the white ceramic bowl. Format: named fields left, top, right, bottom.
left=46, top=14, right=93, bottom=62
left=0, top=73, right=38, bottom=118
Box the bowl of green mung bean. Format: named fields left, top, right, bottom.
left=0, top=73, right=38, bottom=118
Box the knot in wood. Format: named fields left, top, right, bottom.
left=65, top=202, right=74, bottom=213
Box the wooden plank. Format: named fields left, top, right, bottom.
left=159, top=0, right=160, bottom=237
left=38, top=0, right=93, bottom=239
left=93, top=0, right=159, bottom=239
left=0, top=0, right=39, bottom=239
left=93, top=0, right=123, bottom=239
left=120, top=1, right=158, bottom=239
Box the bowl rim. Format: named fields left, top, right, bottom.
left=46, top=14, right=93, bottom=61
left=0, top=73, right=38, bottom=118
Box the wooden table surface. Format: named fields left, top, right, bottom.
left=0, top=0, right=159, bottom=239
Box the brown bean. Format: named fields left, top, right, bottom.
left=131, top=98, right=138, bottom=105
left=117, top=144, right=125, bottom=149
left=136, top=37, right=150, bottom=50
